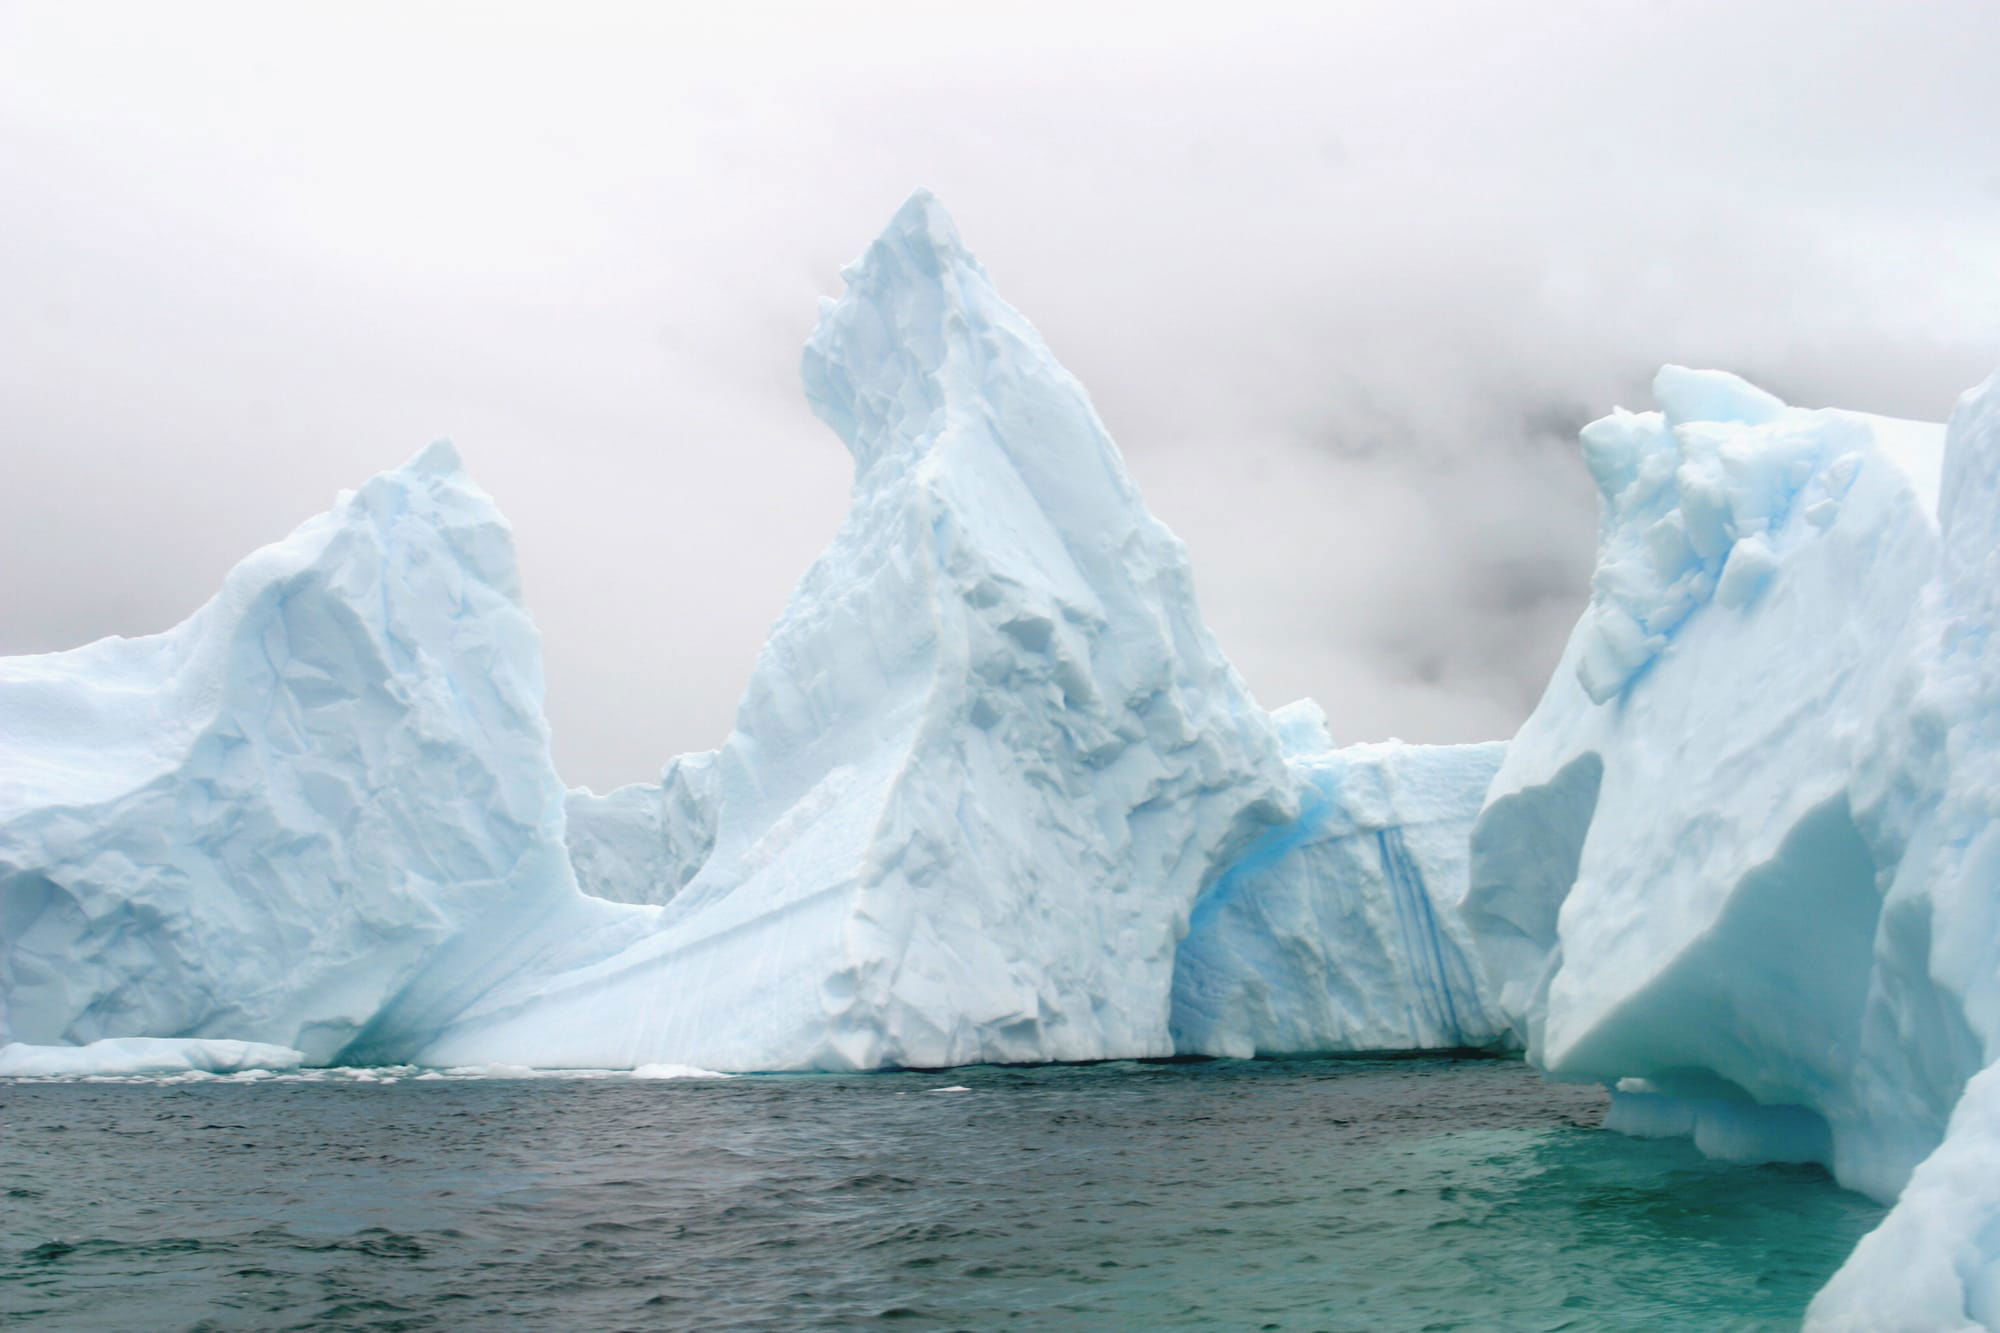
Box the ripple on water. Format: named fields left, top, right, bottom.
left=0, top=1057, right=1881, bottom=1331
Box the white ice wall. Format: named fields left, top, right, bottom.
left=0, top=443, right=611, bottom=1063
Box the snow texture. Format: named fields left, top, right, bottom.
left=0, top=442, right=608, bottom=1064
left=418, top=191, right=1298, bottom=1071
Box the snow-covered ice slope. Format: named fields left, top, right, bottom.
left=420, top=192, right=1296, bottom=1071
left=1842, top=374, right=2000, bottom=1188
left=0, top=443, right=609, bottom=1063
left=1173, top=700, right=1507, bottom=1056
left=565, top=751, right=718, bottom=905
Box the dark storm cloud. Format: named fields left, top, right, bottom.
left=1, top=2, right=1996, bottom=787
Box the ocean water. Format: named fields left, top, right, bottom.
left=1, top=1056, right=1881, bottom=1331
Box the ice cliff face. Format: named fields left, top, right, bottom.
left=0, top=444, right=604, bottom=1063
left=1173, top=701, right=1506, bottom=1057
left=1457, top=366, right=2000, bottom=1328
left=1463, top=365, right=1937, bottom=1112
left=420, top=191, right=1299, bottom=1071
left=1463, top=368, right=1942, bottom=1127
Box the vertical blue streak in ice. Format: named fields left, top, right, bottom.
left=1377, top=827, right=1463, bottom=1046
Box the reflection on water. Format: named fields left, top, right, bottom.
left=0, top=1057, right=1881, bottom=1331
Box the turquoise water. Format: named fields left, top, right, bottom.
left=0, top=1057, right=1882, bottom=1330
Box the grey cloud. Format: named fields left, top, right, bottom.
left=1, top=2, right=1995, bottom=788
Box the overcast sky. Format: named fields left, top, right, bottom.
left=3, top=2, right=1997, bottom=790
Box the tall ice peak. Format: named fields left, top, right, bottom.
left=422, top=192, right=1295, bottom=1073
left=802, top=189, right=1090, bottom=480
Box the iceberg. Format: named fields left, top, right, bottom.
left=419, top=192, right=1299, bottom=1071
left=1808, top=1064, right=2000, bottom=1332
left=0, top=442, right=610, bottom=1064
left=0, top=191, right=1515, bottom=1079
left=1173, top=700, right=1507, bottom=1057
left=1459, top=365, right=2000, bottom=1327
left=1462, top=366, right=1943, bottom=1156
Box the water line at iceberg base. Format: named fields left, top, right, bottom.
left=2, top=190, right=1996, bottom=1328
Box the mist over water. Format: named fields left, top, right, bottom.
left=3, top=1059, right=1880, bottom=1331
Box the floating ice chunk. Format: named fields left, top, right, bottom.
left=1464, top=368, right=1947, bottom=1171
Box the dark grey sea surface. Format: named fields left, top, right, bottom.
left=1, top=1056, right=1882, bottom=1331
